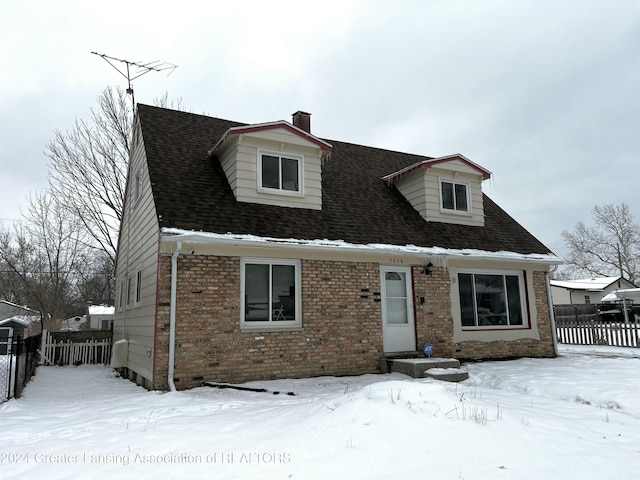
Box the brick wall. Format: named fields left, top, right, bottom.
left=413, top=265, right=454, bottom=356
left=153, top=255, right=384, bottom=390
left=149, top=257, right=555, bottom=391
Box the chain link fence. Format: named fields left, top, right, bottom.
left=1, top=327, right=40, bottom=403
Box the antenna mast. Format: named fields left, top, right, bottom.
left=91, top=52, right=177, bottom=108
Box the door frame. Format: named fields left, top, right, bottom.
left=380, top=265, right=416, bottom=353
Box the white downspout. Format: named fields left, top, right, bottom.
left=168, top=241, right=182, bottom=392
left=546, top=266, right=559, bottom=356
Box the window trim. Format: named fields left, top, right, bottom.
left=457, top=268, right=529, bottom=330
left=439, top=177, right=471, bottom=214
left=257, top=149, right=304, bottom=197
left=240, top=257, right=302, bottom=330
left=135, top=267, right=142, bottom=306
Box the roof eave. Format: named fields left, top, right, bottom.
left=161, top=228, right=561, bottom=266
left=383, top=154, right=492, bottom=185
left=208, top=121, right=333, bottom=157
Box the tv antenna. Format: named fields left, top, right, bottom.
left=91, top=51, right=177, bottom=108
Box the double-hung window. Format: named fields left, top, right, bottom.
left=458, top=269, right=528, bottom=329
left=241, top=258, right=301, bottom=329
left=440, top=179, right=469, bottom=213
left=258, top=150, right=303, bottom=195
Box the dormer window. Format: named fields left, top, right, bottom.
left=440, top=179, right=469, bottom=213
left=258, top=150, right=303, bottom=195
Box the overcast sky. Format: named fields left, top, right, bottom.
left=1, top=0, right=638, bottom=260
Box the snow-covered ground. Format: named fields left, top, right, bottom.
left=1, top=345, right=639, bottom=480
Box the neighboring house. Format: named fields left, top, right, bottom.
left=0, top=316, right=42, bottom=339
left=60, top=315, right=86, bottom=332
left=550, top=276, right=637, bottom=305
left=113, top=105, right=561, bottom=391
left=61, top=305, right=115, bottom=331
left=0, top=300, right=40, bottom=322
left=87, top=305, right=115, bottom=331
left=0, top=301, right=41, bottom=337
left=0, top=301, right=41, bottom=352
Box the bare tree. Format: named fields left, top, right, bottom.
left=561, top=203, right=640, bottom=284
left=0, top=192, right=87, bottom=319
left=45, top=86, right=131, bottom=265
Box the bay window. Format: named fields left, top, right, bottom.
left=458, top=269, right=527, bottom=328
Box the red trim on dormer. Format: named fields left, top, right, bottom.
left=208, top=121, right=332, bottom=157
left=382, top=154, right=491, bottom=184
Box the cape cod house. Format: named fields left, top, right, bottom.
left=112, top=105, right=561, bottom=391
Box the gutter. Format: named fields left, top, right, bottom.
left=168, top=240, right=182, bottom=392
left=160, top=230, right=562, bottom=266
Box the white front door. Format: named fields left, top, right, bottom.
left=380, top=266, right=416, bottom=353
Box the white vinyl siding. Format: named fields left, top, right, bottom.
left=112, top=120, right=161, bottom=383
left=216, top=128, right=323, bottom=210
left=394, top=164, right=485, bottom=226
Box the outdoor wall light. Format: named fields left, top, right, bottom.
left=422, top=263, right=434, bottom=276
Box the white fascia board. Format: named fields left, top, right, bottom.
left=208, top=121, right=332, bottom=156
left=161, top=228, right=562, bottom=265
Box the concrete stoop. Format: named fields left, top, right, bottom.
left=381, top=357, right=469, bottom=382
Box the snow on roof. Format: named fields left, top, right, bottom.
left=550, top=276, right=621, bottom=291
left=601, top=288, right=640, bottom=302
left=161, top=228, right=562, bottom=264
left=88, top=305, right=115, bottom=316
left=0, top=315, right=41, bottom=328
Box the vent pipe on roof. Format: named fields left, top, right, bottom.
left=292, top=111, right=311, bottom=133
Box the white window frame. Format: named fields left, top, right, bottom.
left=439, top=178, right=471, bottom=214
left=135, top=267, right=142, bottom=306
left=257, top=149, right=304, bottom=196
left=240, top=257, right=302, bottom=330
left=457, top=268, right=529, bottom=330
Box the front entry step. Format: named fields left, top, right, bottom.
left=381, top=357, right=469, bottom=382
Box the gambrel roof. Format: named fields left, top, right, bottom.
left=137, top=104, right=553, bottom=256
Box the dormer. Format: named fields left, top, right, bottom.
left=208, top=112, right=332, bottom=210
left=383, top=154, right=491, bottom=227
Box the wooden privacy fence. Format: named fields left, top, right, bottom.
left=556, top=319, right=640, bottom=348
left=40, top=329, right=112, bottom=366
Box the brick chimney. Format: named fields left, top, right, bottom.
left=292, top=111, right=311, bottom=133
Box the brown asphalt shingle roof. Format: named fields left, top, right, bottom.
left=137, top=104, right=552, bottom=256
